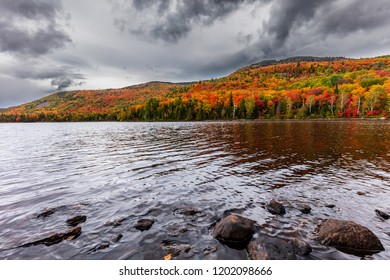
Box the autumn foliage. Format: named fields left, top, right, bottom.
left=1, top=56, right=390, bottom=122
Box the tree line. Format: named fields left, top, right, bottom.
left=1, top=57, right=389, bottom=122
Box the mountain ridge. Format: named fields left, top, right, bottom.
left=248, top=56, right=347, bottom=68
left=1, top=55, right=389, bottom=121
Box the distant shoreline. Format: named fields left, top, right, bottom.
left=0, top=117, right=388, bottom=124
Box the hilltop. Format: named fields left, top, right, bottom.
left=1, top=55, right=389, bottom=122
left=248, top=56, right=346, bottom=68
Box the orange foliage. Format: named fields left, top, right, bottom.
left=2, top=56, right=390, bottom=121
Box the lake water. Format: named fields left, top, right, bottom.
left=0, top=120, right=389, bottom=260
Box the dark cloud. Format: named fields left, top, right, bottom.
left=0, top=0, right=71, bottom=56
left=131, top=0, right=168, bottom=11
left=245, top=0, right=390, bottom=60
left=196, top=51, right=251, bottom=78
left=318, top=0, right=390, bottom=35
left=51, top=77, right=85, bottom=91
left=111, top=0, right=390, bottom=62
left=8, top=64, right=86, bottom=91
left=0, top=62, right=86, bottom=106
left=111, top=0, right=260, bottom=43
left=2, top=0, right=390, bottom=108
left=0, top=22, right=71, bottom=56
left=1, top=0, right=62, bottom=19
left=266, top=0, right=335, bottom=48
left=11, top=65, right=83, bottom=80
left=236, top=32, right=253, bottom=46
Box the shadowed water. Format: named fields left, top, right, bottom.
left=0, top=120, right=389, bottom=260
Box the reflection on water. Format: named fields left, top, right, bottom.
left=0, top=120, right=389, bottom=259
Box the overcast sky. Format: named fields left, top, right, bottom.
left=1, top=0, right=390, bottom=108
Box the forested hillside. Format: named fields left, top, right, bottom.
left=1, top=56, right=389, bottom=122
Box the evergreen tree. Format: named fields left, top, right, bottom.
left=196, top=103, right=204, bottom=121
left=238, top=98, right=246, bottom=119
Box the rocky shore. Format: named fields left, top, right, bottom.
left=14, top=199, right=387, bottom=260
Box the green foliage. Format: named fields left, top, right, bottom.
left=330, top=74, right=342, bottom=87
left=245, top=97, right=256, bottom=119
left=360, top=77, right=384, bottom=89
left=238, top=98, right=246, bottom=119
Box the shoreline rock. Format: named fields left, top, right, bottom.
left=66, top=215, right=87, bottom=227
left=88, top=242, right=110, bottom=253
left=104, top=217, right=126, bottom=227
left=135, top=219, right=154, bottom=231
left=247, top=236, right=311, bottom=260
left=315, top=219, right=384, bottom=256
left=289, top=238, right=312, bottom=256
left=19, top=226, right=82, bottom=247
left=111, top=233, right=123, bottom=243
left=161, top=239, right=192, bottom=257
left=375, top=209, right=390, bottom=220
left=266, top=199, right=286, bottom=215
left=213, top=214, right=256, bottom=249
left=300, top=205, right=311, bottom=214
left=37, top=208, right=55, bottom=218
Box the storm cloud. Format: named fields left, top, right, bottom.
left=110, top=0, right=390, bottom=61
left=0, top=0, right=71, bottom=56
left=51, top=77, right=85, bottom=91
left=252, top=0, right=390, bottom=59
left=111, top=0, right=261, bottom=43
left=7, top=63, right=86, bottom=91
left=317, top=0, right=390, bottom=35
left=1, top=0, right=390, bottom=108
left=266, top=0, right=335, bottom=48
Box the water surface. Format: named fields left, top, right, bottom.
left=0, top=120, right=389, bottom=259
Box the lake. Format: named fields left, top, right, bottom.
left=0, top=120, right=389, bottom=260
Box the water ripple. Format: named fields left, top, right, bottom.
left=0, top=120, right=389, bottom=259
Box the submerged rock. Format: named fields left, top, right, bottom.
left=300, top=205, right=311, bottom=214
left=247, top=236, right=295, bottom=260
left=213, top=214, right=255, bottom=248
left=173, top=208, right=202, bottom=217
left=37, top=208, right=56, bottom=218
left=44, top=226, right=82, bottom=246
left=289, top=238, right=312, bottom=256
left=266, top=199, right=286, bottom=215
left=325, top=204, right=335, bottom=208
left=66, top=215, right=87, bottom=227
left=161, top=239, right=192, bottom=257
left=375, top=209, right=390, bottom=220
left=135, top=219, right=154, bottom=231
left=316, top=219, right=384, bottom=256
left=166, top=223, right=191, bottom=237
left=20, top=226, right=82, bottom=247
left=203, top=246, right=218, bottom=256
left=111, top=233, right=123, bottom=243
left=247, top=236, right=311, bottom=260
left=104, top=217, right=126, bottom=227
left=88, top=242, right=110, bottom=253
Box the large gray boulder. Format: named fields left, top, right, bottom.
left=316, top=219, right=384, bottom=256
